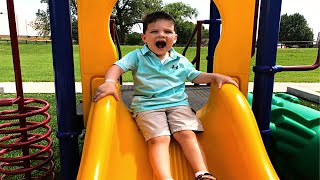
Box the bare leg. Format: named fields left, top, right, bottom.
left=148, top=136, right=173, bottom=180
left=172, top=130, right=208, bottom=172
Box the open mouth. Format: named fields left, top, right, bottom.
left=155, top=41, right=166, bottom=48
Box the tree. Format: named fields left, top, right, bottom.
left=162, top=2, right=198, bottom=22
left=279, top=13, right=314, bottom=43
left=126, top=32, right=143, bottom=45
left=70, top=0, right=78, bottom=43
left=200, top=27, right=209, bottom=45
left=112, top=0, right=163, bottom=43
left=162, top=2, right=199, bottom=45
left=31, top=0, right=199, bottom=45
left=29, top=7, right=51, bottom=37
left=30, top=0, right=78, bottom=41
left=175, top=21, right=195, bottom=45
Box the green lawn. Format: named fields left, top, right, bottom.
left=0, top=44, right=319, bottom=82
left=0, top=44, right=81, bottom=82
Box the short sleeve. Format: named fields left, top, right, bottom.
left=114, top=50, right=138, bottom=72
left=184, top=58, right=201, bottom=82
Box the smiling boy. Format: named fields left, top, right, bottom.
left=93, top=11, right=238, bottom=180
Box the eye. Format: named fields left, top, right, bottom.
left=150, top=30, right=157, bottom=34
left=165, top=30, right=173, bottom=34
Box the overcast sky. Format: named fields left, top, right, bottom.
left=0, top=0, right=319, bottom=39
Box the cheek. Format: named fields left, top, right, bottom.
left=169, top=38, right=176, bottom=44
left=144, top=36, right=154, bottom=43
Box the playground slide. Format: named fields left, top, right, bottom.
left=77, top=82, right=279, bottom=180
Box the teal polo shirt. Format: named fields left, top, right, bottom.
left=115, top=45, right=201, bottom=113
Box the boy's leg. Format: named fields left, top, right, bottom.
left=166, top=106, right=208, bottom=173
left=150, top=106, right=215, bottom=179
left=133, top=109, right=174, bottom=179
left=147, top=135, right=173, bottom=180
left=172, top=130, right=208, bottom=172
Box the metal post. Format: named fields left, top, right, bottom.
left=252, top=0, right=282, bottom=148
left=48, top=0, right=81, bottom=179
left=206, top=0, right=220, bottom=73
left=6, top=0, right=30, bottom=178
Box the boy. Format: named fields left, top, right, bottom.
left=93, top=11, right=238, bottom=180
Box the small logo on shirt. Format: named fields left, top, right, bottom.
left=172, top=65, right=179, bottom=69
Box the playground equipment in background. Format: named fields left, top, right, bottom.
left=248, top=93, right=320, bottom=180
left=0, top=0, right=54, bottom=179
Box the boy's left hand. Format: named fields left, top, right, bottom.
left=214, top=73, right=239, bottom=89
left=192, top=72, right=239, bottom=88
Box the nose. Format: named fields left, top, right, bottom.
left=157, top=31, right=166, bottom=37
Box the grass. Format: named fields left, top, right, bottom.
left=299, top=98, right=320, bottom=111
left=0, top=43, right=319, bottom=82
left=0, top=44, right=80, bottom=82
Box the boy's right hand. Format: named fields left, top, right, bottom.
left=92, top=81, right=120, bottom=102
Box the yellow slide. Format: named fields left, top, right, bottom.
left=77, top=0, right=279, bottom=179
left=77, top=81, right=279, bottom=179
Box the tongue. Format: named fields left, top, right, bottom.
left=156, top=41, right=166, bottom=48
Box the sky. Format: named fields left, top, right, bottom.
left=0, top=0, right=319, bottom=40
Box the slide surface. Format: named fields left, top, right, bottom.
left=77, top=82, right=279, bottom=180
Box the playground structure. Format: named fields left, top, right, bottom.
left=74, top=0, right=319, bottom=179
left=0, top=0, right=319, bottom=179
left=248, top=93, right=320, bottom=179
left=75, top=0, right=278, bottom=179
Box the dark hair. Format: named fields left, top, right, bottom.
left=142, top=11, right=176, bottom=34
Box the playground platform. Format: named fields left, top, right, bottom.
left=121, top=83, right=319, bottom=111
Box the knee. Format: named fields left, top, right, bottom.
left=148, top=136, right=171, bottom=145
left=173, top=130, right=196, bottom=142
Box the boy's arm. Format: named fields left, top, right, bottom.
left=93, top=65, right=125, bottom=102
left=192, top=72, right=238, bottom=88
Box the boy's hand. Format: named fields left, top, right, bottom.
left=214, top=73, right=239, bottom=89
left=92, top=81, right=120, bottom=102
left=192, top=72, right=239, bottom=88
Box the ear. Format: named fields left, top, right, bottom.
left=141, top=33, right=147, bottom=44
left=174, top=34, right=178, bottom=44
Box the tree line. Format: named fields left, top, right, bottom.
left=30, top=0, right=315, bottom=46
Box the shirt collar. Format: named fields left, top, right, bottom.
left=141, top=44, right=182, bottom=59
left=141, top=44, right=150, bottom=55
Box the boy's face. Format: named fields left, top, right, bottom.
left=141, top=19, right=178, bottom=59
